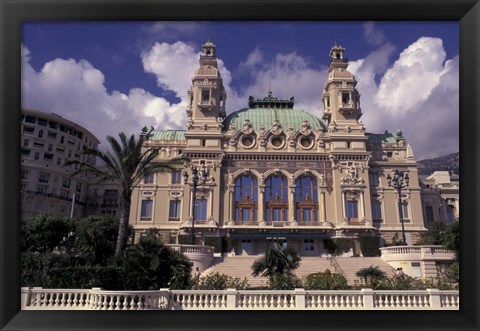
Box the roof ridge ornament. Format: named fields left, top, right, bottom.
left=248, top=92, right=295, bottom=109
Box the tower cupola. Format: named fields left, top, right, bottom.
left=321, top=43, right=363, bottom=133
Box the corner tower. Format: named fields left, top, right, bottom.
left=322, top=43, right=363, bottom=132
left=186, top=39, right=226, bottom=135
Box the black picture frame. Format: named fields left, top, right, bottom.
left=1, top=0, right=479, bottom=330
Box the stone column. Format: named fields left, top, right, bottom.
left=208, top=189, right=214, bottom=219
left=359, top=191, right=365, bottom=219
left=320, top=188, right=327, bottom=222
left=288, top=186, right=296, bottom=221
left=258, top=186, right=265, bottom=222
left=228, top=187, right=234, bottom=223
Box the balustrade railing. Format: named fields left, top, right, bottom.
left=166, top=244, right=214, bottom=255
left=380, top=245, right=455, bottom=261
left=236, top=290, right=296, bottom=309
left=22, top=288, right=459, bottom=310
left=328, top=256, right=347, bottom=279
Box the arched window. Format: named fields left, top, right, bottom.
left=295, top=176, right=318, bottom=222
left=235, top=175, right=258, bottom=223
left=265, top=175, right=288, bottom=222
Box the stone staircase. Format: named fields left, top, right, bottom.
left=201, top=256, right=268, bottom=288
left=201, top=256, right=334, bottom=288
left=334, top=257, right=397, bottom=286
left=202, top=256, right=397, bottom=288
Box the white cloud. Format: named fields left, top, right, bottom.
left=348, top=37, right=458, bottom=160
left=21, top=45, right=187, bottom=148
left=374, top=37, right=447, bottom=115
left=363, top=22, right=387, bottom=46
left=141, top=41, right=200, bottom=100
left=226, top=49, right=328, bottom=116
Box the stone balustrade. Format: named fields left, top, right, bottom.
left=380, top=245, right=456, bottom=262
left=165, top=244, right=215, bottom=274
left=166, top=244, right=214, bottom=255
left=22, top=287, right=459, bottom=310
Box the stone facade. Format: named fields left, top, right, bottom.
left=128, top=40, right=454, bottom=256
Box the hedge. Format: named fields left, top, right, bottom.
left=323, top=238, right=353, bottom=255
left=204, top=237, right=234, bottom=253
left=359, top=236, right=381, bottom=257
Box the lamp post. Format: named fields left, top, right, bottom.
left=183, top=163, right=209, bottom=245
left=386, top=170, right=410, bottom=246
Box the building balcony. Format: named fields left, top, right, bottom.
left=22, top=190, right=86, bottom=207
left=180, top=217, right=218, bottom=229
left=335, top=217, right=375, bottom=230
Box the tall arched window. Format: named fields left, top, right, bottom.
left=235, top=175, right=258, bottom=222
left=295, top=176, right=318, bottom=222
left=265, top=175, right=288, bottom=222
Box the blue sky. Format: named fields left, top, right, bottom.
left=21, top=21, right=459, bottom=160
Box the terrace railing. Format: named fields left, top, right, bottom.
left=22, top=288, right=459, bottom=310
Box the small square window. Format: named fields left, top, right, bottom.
left=171, top=171, right=182, bottom=184
left=144, top=173, right=155, bottom=184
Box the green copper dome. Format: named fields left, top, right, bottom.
left=223, top=93, right=327, bottom=132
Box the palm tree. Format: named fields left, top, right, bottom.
left=66, top=131, right=186, bottom=255
left=251, top=242, right=301, bottom=277
left=355, top=265, right=387, bottom=288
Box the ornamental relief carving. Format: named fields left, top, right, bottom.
left=300, top=120, right=312, bottom=135
left=241, top=119, right=253, bottom=134
left=340, top=165, right=364, bottom=185
left=270, top=119, right=283, bottom=135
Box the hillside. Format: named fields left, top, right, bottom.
left=417, top=152, right=459, bottom=175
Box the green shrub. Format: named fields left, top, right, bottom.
left=204, top=237, right=234, bottom=254
left=383, top=274, right=422, bottom=290
left=115, top=235, right=192, bottom=290
left=355, top=266, right=387, bottom=289
left=267, top=273, right=302, bottom=290
left=323, top=238, right=353, bottom=255
left=302, top=272, right=349, bottom=290
left=21, top=214, right=73, bottom=253
left=74, top=215, right=119, bottom=265
left=197, top=272, right=249, bottom=290
left=177, top=235, right=191, bottom=245
left=21, top=252, right=73, bottom=287
left=359, top=236, right=381, bottom=257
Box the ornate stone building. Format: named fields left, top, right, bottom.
left=129, top=40, right=429, bottom=255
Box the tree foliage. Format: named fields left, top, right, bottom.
left=418, top=221, right=459, bottom=258
left=196, top=272, right=249, bottom=290
left=74, top=215, right=122, bottom=265
left=65, top=132, right=186, bottom=255
left=302, top=271, right=349, bottom=290
left=115, top=234, right=192, bottom=290
left=355, top=266, right=387, bottom=289
left=251, top=242, right=301, bottom=277
left=21, top=214, right=73, bottom=253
